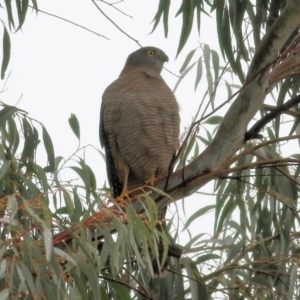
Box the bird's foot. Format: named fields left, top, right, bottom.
left=114, top=190, right=132, bottom=207
left=144, top=176, right=157, bottom=186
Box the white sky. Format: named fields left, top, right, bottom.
left=0, top=1, right=275, bottom=244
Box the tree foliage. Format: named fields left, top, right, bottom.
left=1, top=0, right=300, bottom=299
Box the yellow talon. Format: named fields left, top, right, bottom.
left=144, top=175, right=156, bottom=186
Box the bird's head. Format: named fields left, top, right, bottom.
left=126, top=47, right=169, bottom=73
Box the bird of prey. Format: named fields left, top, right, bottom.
left=99, top=46, right=180, bottom=198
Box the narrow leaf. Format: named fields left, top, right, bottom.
left=224, top=240, right=244, bottom=264
left=1, top=25, right=11, bottom=80
left=194, top=58, right=203, bottom=91
left=176, top=1, right=194, bottom=57
left=211, top=50, right=219, bottom=84
left=183, top=205, right=215, bottom=230
left=0, top=160, right=11, bottom=180
left=151, top=0, right=170, bottom=38
left=16, top=0, right=29, bottom=30
left=42, top=126, right=55, bottom=172
left=204, top=116, right=223, bottom=125
left=68, top=113, right=80, bottom=140
left=31, top=0, right=38, bottom=11
left=3, top=0, right=15, bottom=28
left=180, top=48, right=197, bottom=73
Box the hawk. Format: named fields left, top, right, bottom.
left=99, top=47, right=180, bottom=198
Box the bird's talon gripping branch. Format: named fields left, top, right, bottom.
left=115, top=192, right=131, bottom=206
left=144, top=176, right=157, bottom=186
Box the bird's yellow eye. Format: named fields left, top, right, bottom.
left=147, top=50, right=154, bottom=57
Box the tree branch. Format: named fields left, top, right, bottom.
left=245, top=93, right=300, bottom=141
left=91, top=0, right=141, bottom=47
left=156, top=0, right=300, bottom=200
left=28, top=4, right=109, bottom=39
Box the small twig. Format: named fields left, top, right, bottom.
left=91, top=0, right=141, bottom=47
left=163, top=66, right=181, bottom=78
left=224, top=134, right=300, bottom=169
left=27, top=4, right=109, bottom=39
left=98, top=274, right=154, bottom=300
left=98, top=0, right=132, bottom=18
left=203, top=233, right=280, bottom=281
left=122, top=267, right=150, bottom=296
left=254, top=151, right=300, bottom=188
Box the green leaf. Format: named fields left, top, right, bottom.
left=288, top=264, right=297, bottom=300
left=68, top=113, right=80, bottom=140
left=76, top=255, right=101, bottom=300
left=194, top=58, right=203, bottom=91
left=70, top=159, right=97, bottom=195
left=182, top=258, right=208, bottom=300
left=211, top=49, right=219, bottom=84
left=7, top=117, right=20, bottom=155
left=196, top=254, right=221, bottom=264
left=224, top=80, right=232, bottom=99
left=21, top=118, right=37, bottom=161
left=31, top=0, right=38, bottom=11
left=42, top=126, right=55, bottom=172
left=7, top=194, right=18, bottom=219
left=215, top=0, right=225, bottom=58
left=72, top=187, right=83, bottom=223
left=249, top=274, right=272, bottom=290
left=3, top=0, right=15, bottom=29
left=16, top=0, right=29, bottom=30
left=221, top=6, right=235, bottom=71
left=183, top=205, right=215, bottom=230
left=185, top=233, right=206, bottom=248
left=34, top=164, right=49, bottom=195
left=180, top=48, right=197, bottom=73
left=1, top=25, right=11, bottom=80
left=229, top=0, right=248, bottom=61
left=63, top=189, right=74, bottom=215
left=173, top=61, right=197, bottom=92
left=176, top=1, right=195, bottom=57
left=0, top=160, right=11, bottom=180
left=204, top=116, right=223, bottom=124
left=224, top=240, right=244, bottom=264
left=151, top=0, right=170, bottom=38
left=20, top=263, right=36, bottom=293
left=108, top=280, right=132, bottom=300
left=43, top=227, right=53, bottom=261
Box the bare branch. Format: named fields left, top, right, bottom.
left=245, top=93, right=300, bottom=141
left=91, top=0, right=141, bottom=47
left=28, top=4, right=109, bottom=39
left=97, top=0, right=133, bottom=18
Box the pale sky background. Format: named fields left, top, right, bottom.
left=0, top=1, right=282, bottom=245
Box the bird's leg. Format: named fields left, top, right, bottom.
left=116, top=167, right=131, bottom=205
left=144, top=173, right=166, bottom=187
